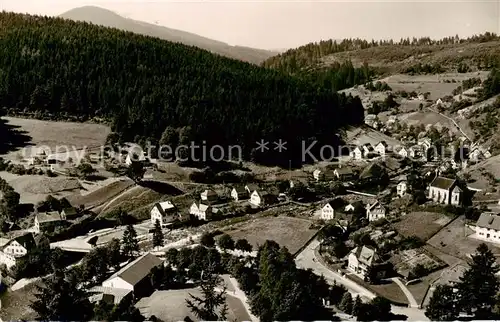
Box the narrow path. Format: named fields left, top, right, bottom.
left=426, top=106, right=472, bottom=143
left=391, top=277, right=419, bottom=308
left=216, top=277, right=259, bottom=322
left=98, top=184, right=142, bottom=213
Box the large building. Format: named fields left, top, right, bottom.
left=0, top=233, right=37, bottom=269
left=475, top=213, right=500, bottom=244
left=150, top=201, right=177, bottom=227
left=428, top=177, right=462, bottom=205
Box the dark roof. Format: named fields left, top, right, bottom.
left=245, top=184, right=259, bottom=191
left=12, top=233, right=36, bottom=251
left=36, top=211, right=63, bottom=223
left=362, top=143, right=374, bottom=151
left=377, top=141, right=389, bottom=147
left=430, top=177, right=456, bottom=190
left=232, top=186, right=248, bottom=195
left=476, top=213, right=500, bottom=230
left=359, top=163, right=385, bottom=180
left=62, top=207, right=78, bottom=217
left=202, top=189, right=217, bottom=196
left=106, top=253, right=163, bottom=287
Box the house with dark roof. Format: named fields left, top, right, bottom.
left=333, top=167, right=355, bottom=181
left=366, top=200, right=386, bottom=222
left=428, top=176, right=462, bottom=205
left=61, top=207, right=78, bottom=220
left=475, top=213, right=500, bottom=244
left=0, top=233, right=37, bottom=269
left=34, top=211, right=68, bottom=234
left=231, top=186, right=249, bottom=201
left=244, top=184, right=259, bottom=194
left=200, top=189, right=218, bottom=202
left=362, top=143, right=375, bottom=157
left=101, top=253, right=163, bottom=297
left=249, top=190, right=274, bottom=207
left=190, top=202, right=214, bottom=221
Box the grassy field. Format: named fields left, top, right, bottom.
left=1, top=117, right=110, bottom=160
left=392, top=212, right=453, bottom=241
left=347, top=274, right=409, bottom=305
left=67, top=179, right=134, bottom=210
left=224, top=216, right=317, bottom=254
left=0, top=282, right=39, bottom=320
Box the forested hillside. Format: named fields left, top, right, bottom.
left=263, top=33, right=500, bottom=74
left=0, top=11, right=366, bottom=166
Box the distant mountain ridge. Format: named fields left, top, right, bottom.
left=59, top=6, right=278, bottom=64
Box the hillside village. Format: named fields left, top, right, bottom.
left=0, top=6, right=500, bottom=322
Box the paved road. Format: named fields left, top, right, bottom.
left=295, top=238, right=429, bottom=321
left=391, top=277, right=419, bottom=308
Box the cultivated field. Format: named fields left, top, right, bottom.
left=1, top=117, right=110, bottom=160
left=67, top=179, right=135, bottom=210
left=0, top=171, right=82, bottom=204
left=392, top=211, right=453, bottom=241
left=427, top=215, right=500, bottom=261
left=224, top=216, right=317, bottom=254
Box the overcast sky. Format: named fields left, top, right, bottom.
left=2, top=0, right=499, bottom=49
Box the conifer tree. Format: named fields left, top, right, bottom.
left=152, top=219, right=164, bottom=249
left=122, top=224, right=139, bottom=258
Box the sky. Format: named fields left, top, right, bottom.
left=1, top=0, right=499, bottom=50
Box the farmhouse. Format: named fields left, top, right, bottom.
left=362, top=143, right=375, bottom=157
left=475, top=213, right=500, bottom=244
left=428, top=177, right=462, bottom=206
left=0, top=233, right=37, bottom=269
left=101, top=253, right=163, bottom=299
left=396, top=147, right=408, bottom=158
left=150, top=201, right=177, bottom=227
left=397, top=180, right=408, bottom=197
left=190, top=202, right=213, bottom=221
left=374, top=141, right=389, bottom=156
left=366, top=200, right=386, bottom=222
left=200, top=189, right=218, bottom=202
left=350, top=147, right=363, bottom=160
left=61, top=207, right=79, bottom=220
left=249, top=190, right=274, bottom=207
left=321, top=201, right=336, bottom=221
left=34, top=211, right=68, bottom=234
left=333, top=167, right=354, bottom=181
left=348, top=246, right=384, bottom=279
left=230, top=186, right=249, bottom=201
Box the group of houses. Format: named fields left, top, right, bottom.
left=149, top=184, right=277, bottom=226
left=349, top=138, right=434, bottom=162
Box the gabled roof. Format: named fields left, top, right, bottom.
left=232, top=186, right=247, bottom=194
left=104, top=253, right=162, bottom=287
left=62, top=207, right=78, bottom=217
left=352, top=246, right=380, bottom=266
left=201, top=189, right=217, bottom=196
left=476, top=213, right=500, bottom=231
left=3, top=233, right=37, bottom=251
left=198, top=203, right=211, bottom=212
left=334, top=167, right=353, bottom=175
left=362, top=143, right=374, bottom=151
left=324, top=201, right=336, bottom=209
left=36, top=211, right=63, bottom=224
left=452, top=186, right=463, bottom=193
left=377, top=141, right=389, bottom=148
left=430, top=177, right=456, bottom=190
left=153, top=201, right=176, bottom=218
left=245, top=184, right=259, bottom=191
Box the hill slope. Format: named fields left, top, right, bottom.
left=60, top=6, right=277, bottom=65
left=0, top=11, right=364, bottom=166
left=263, top=34, right=500, bottom=74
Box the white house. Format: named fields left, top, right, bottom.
left=313, top=169, right=335, bottom=182
left=345, top=201, right=363, bottom=213
left=200, top=189, right=218, bottom=202
left=350, top=147, right=363, bottom=160
left=374, top=141, right=389, bottom=156
left=190, top=202, right=213, bottom=221
left=397, top=181, right=408, bottom=197
left=231, top=186, right=248, bottom=201
left=366, top=201, right=386, bottom=222
left=397, top=147, right=408, bottom=158
left=428, top=176, right=462, bottom=205
left=348, top=246, right=380, bottom=279
left=249, top=190, right=273, bottom=207
left=125, top=151, right=147, bottom=166
left=102, top=253, right=162, bottom=292
left=150, top=201, right=177, bottom=227
left=436, top=98, right=443, bottom=106
left=34, top=211, right=67, bottom=234
left=475, top=213, right=500, bottom=244
left=321, top=202, right=335, bottom=221
left=0, top=233, right=36, bottom=269
left=333, top=167, right=354, bottom=181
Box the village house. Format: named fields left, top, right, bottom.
left=125, top=151, right=147, bottom=166
left=428, top=176, right=462, bottom=206
left=321, top=201, right=336, bottom=221
left=333, top=167, right=354, bottom=181
left=474, top=213, right=500, bottom=244
left=150, top=201, right=177, bottom=227
left=362, top=143, right=375, bottom=158
left=289, top=178, right=308, bottom=189
left=61, top=207, right=79, bottom=220
left=34, top=211, right=68, bottom=234
left=0, top=233, right=37, bottom=269
left=365, top=114, right=377, bottom=127
left=374, top=141, right=389, bottom=157
left=396, top=147, right=408, bottom=159
left=190, top=202, right=214, bottom=221
left=230, top=186, right=249, bottom=201
left=92, top=253, right=163, bottom=303
left=244, top=184, right=259, bottom=195
left=249, top=190, right=274, bottom=207
left=418, top=137, right=432, bottom=152
left=366, top=200, right=386, bottom=222
left=397, top=180, right=408, bottom=197
left=200, top=189, right=218, bottom=202
left=313, top=169, right=335, bottom=182
left=350, top=147, right=363, bottom=160
left=348, top=246, right=384, bottom=279
left=344, top=201, right=364, bottom=213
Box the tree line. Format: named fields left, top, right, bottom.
left=0, top=11, right=365, bottom=166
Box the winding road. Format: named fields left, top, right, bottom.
left=295, top=238, right=429, bottom=321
